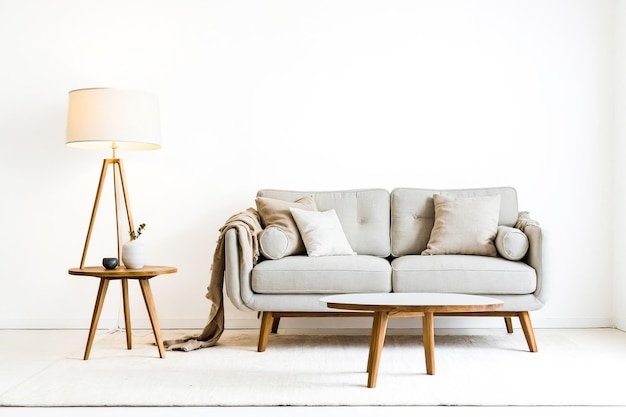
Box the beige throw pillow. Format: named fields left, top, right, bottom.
left=422, top=194, right=501, bottom=257
left=255, top=196, right=317, bottom=258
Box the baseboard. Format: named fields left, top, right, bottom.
left=225, top=316, right=615, bottom=330
left=0, top=315, right=615, bottom=330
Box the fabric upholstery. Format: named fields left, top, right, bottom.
left=252, top=255, right=391, bottom=294
left=392, top=254, right=537, bottom=295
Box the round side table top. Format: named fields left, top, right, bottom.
left=68, top=265, right=177, bottom=278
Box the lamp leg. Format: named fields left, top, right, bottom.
left=113, top=160, right=122, bottom=261
left=80, top=160, right=111, bottom=269
left=114, top=159, right=135, bottom=266
left=116, top=159, right=135, bottom=239
left=79, top=158, right=135, bottom=269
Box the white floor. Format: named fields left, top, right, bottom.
left=1, top=329, right=625, bottom=417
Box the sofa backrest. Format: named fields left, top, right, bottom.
left=257, top=189, right=391, bottom=257
left=390, top=187, right=519, bottom=257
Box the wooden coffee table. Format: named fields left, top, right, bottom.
left=321, top=292, right=503, bottom=388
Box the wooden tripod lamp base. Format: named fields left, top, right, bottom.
left=79, top=157, right=135, bottom=269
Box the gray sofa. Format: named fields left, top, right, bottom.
left=223, top=187, right=543, bottom=352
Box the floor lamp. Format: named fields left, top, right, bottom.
left=66, top=88, right=161, bottom=269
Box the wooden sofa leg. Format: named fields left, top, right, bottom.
left=258, top=312, right=274, bottom=352
left=518, top=311, right=538, bottom=352
left=272, top=317, right=280, bottom=333
left=504, top=317, right=514, bottom=333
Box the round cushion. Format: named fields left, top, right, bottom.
left=258, top=226, right=291, bottom=260
left=494, top=226, right=529, bottom=261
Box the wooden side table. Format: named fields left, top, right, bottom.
left=68, top=265, right=177, bottom=360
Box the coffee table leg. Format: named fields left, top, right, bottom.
left=367, top=311, right=389, bottom=388
left=139, top=279, right=165, bottom=358
left=84, top=278, right=110, bottom=360
left=422, top=312, right=435, bottom=375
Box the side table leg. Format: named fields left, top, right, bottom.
left=422, top=312, right=435, bottom=375
left=367, top=311, right=389, bottom=388
left=121, top=278, right=132, bottom=350
left=84, top=279, right=110, bottom=360
left=138, top=279, right=165, bottom=358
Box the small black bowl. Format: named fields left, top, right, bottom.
left=102, top=257, right=118, bottom=270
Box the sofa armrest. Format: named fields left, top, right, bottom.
left=223, top=228, right=255, bottom=311
left=522, top=224, right=544, bottom=304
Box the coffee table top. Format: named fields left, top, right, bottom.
left=321, top=292, right=503, bottom=313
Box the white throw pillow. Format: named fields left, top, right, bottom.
left=422, top=194, right=501, bottom=257
left=289, top=208, right=356, bottom=256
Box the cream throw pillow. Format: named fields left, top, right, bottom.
left=289, top=207, right=356, bottom=257
left=255, top=196, right=318, bottom=258
left=422, top=194, right=501, bottom=257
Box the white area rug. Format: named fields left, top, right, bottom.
left=2, top=329, right=625, bottom=407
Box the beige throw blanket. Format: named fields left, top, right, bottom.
left=515, top=211, right=540, bottom=231
left=163, top=208, right=262, bottom=351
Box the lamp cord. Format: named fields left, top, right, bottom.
left=106, top=281, right=153, bottom=337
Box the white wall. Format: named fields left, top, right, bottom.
left=0, top=0, right=621, bottom=331
left=614, top=0, right=626, bottom=330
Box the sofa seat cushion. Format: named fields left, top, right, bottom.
left=391, top=255, right=536, bottom=295
left=252, top=255, right=392, bottom=294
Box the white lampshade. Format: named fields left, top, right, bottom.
left=66, top=88, right=161, bottom=151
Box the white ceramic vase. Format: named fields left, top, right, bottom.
left=122, top=240, right=145, bottom=269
